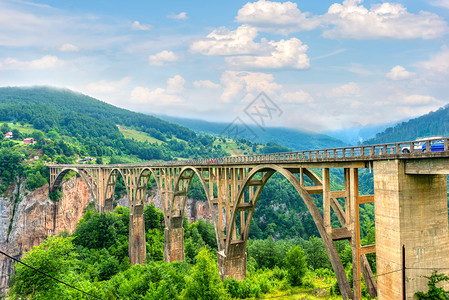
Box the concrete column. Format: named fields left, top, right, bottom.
left=104, top=198, right=113, bottom=213
left=129, top=204, right=146, bottom=264
left=374, top=160, right=449, bottom=299
left=164, top=216, right=184, bottom=262
left=217, top=250, right=247, bottom=281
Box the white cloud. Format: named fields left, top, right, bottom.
left=419, top=49, right=449, bottom=76
left=149, top=50, right=179, bottom=66
left=190, top=25, right=260, bottom=56
left=323, top=0, right=449, bottom=39
left=131, top=21, right=153, bottom=31
left=327, top=82, right=360, bottom=98
left=400, top=94, right=441, bottom=106
left=191, top=25, right=310, bottom=69
left=431, top=0, right=449, bottom=9
left=86, top=77, right=131, bottom=94
left=166, top=75, right=186, bottom=94
left=59, top=43, right=79, bottom=52
left=130, top=87, right=183, bottom=105
left=226, top=38, right=309, bottom=69
left=386, top=65, right=414, bottom=80
left=281, top=90, right=314, bottom=104
left=167, top=12, right=188, bottom=20
left=130, top=75, right=186, bottom=106
left=235, top=0, right=319, bottom=34
left=193, top=80, right=220, bottom=89
left=0, top=55, right=63, bottom=70
left=220, top=70, right=282, bottom=102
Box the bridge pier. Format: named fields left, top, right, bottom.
left=374, top=160, right=449, bottom=299
left=164, top=217, right=185, bottom=262
left=129, top=204, right=146, bottom=265
left=217, top=250, right=247, bottom=281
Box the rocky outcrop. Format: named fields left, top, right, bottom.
left=0, top=177, right=92, bottom=293
left=0, top=178, right=212, bottom=294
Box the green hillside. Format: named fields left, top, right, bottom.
left=365, top=104, right=449, bottom=144
left=0, top=86, right=228, bottom=162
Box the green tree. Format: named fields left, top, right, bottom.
left=285, top=245, right=307, bottom=286
left=415, top=270, right=449, bottom=299
left=183, top=247, right=228, bottom=300
left=305, top=236, right=331, bottom=270
left=10, top=236, right=78, bottom=299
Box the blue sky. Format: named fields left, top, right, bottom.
left=1, top=0, right=449, bottom=132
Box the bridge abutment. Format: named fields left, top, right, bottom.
left=374, top=160, right=449, bottom=299
left=164, top=216, right=184, bottom=262
left=129, top=204, right=146, bottom=264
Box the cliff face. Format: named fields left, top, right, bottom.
left=0, top=177, right=91, bottom=293
left=0, top=178, right=211, bottom=293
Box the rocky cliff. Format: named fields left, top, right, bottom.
left=0, top=177, right=91, bottom=293
left=0, top=177, right=211, bottom=294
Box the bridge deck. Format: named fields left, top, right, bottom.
left=47, top=137, right=449, bottom=169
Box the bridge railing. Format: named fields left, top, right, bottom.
left=182, top=137, right=449, bottom=165
left=47, top=137, right=449, bottom=168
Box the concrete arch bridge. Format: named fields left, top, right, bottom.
left=48, top=137, right=449, bottom=300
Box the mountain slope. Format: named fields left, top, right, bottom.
left=158, top=115, right=347, bottom=151
left=0, top=86, right=226, bottom=161
left=365, top=105, right=449, bottom=144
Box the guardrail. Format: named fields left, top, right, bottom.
left=183, top=137, right=449, bottom=165
left=47, top=137, right=449, bottom=168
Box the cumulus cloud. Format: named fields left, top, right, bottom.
left=86, top=77, right=132, bottom=94
left=226, top=38, right=309, bottom=69
left=190, top=25, right=260, bottom=56
left=149, top=50, right=179, bottom=66
left=281, top=90, right=314, bottom=104
left=235, top=0, right=319, bottom=34
left=220, top=70, right=281, bottom=102
left=131, top=21, right=153, bottom=31
left=327, top=82, right=360, bottom=98
left=167, top=12, right=188, bottom=20
left=322, top=0, right=449, bottom=39
left=166, top=75, right=186, bottom=94
left=431, top=0, right=449, bottom=9
left=419, top=49, right=449, bottom=76
left=400, top=94, right=441, bottom=106
left=386, top=65, right=415, bottom=80
left=193, top=80, right=220, bottom=89
left=130, top=75, right=186, bottom=106
left=0, top=55, right=63, bottom=70
left=191, top=25, right=310, bottom=69
left=59, top=43, right=79, bottom=52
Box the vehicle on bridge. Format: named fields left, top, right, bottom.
left=421, top=137, right=444, bottom=152
left=401, top=136, right=443, bottom=153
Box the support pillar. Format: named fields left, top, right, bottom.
left=217, top=250, right=247, bottom=281
left=374, top=160, right=449, bottom=299
left=164, top=216, right=184, bottom=262
left=129, top=204, right=146, bottom=264
left=104, top=198, right=113, bottom=212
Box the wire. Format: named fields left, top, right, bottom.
left=0, top=249, right=103, bottom=300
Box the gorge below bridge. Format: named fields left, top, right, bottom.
left=48, top=138, right=449, bottom=300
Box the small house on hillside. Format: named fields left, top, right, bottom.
left=4, top=132, right=13, bottom=139
left=23, top=137, right=36, bottom=145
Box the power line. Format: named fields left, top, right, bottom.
left=0, top=249, right=103, bottom=300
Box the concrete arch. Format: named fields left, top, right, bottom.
left=170, top=167, right=218, bottom=228
left=103, top=168, right=129, bottom=204
left=227, top=164, right=353, bottom=300
left=50, top=167, right=95, bottom=200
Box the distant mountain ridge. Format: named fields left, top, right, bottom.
left=158, top=115, right=347, bottom=151
left=364, top=104, right=449, bottom=145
